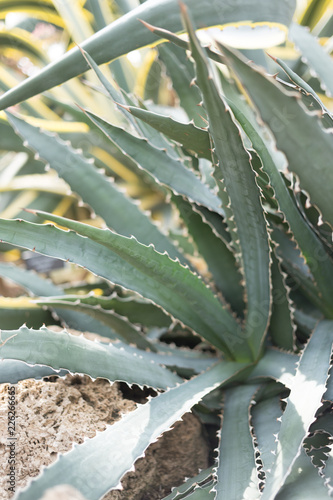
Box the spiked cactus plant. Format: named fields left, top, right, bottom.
left=0, top=1, right=333, bottom=499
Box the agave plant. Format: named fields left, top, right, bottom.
left=1, top=0, right=333, bottom=499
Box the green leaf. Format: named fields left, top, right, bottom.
left=124, top=104, right=211, bottom=159
left=162, top=466, right=215, bottom=500
left=224, top=88, right=333, bottom=314
left=82, top=108, right=224, bottom=215
left=0, top=359, right=68, bottom=384
left=275, top=448, right=330, bottom=499
left=249, top=348, right=298, bottom=388
left=252, top=395, right=283, bottom=475
left=173, top=195, right=244, bottom=315
left=34, top=297, right=155, bottom=351
left=0, top=262, right=119, bottom=339
left=0, top=326, right=181, bottom=389
left=37, top=292, right=171, bottom=328
left=14, top=360, right=248, bottom=500
left=0, top=0, right=296, bottom=110
left=6, top=112, right=185, bottom=262
left=290, top=23, right=333, bottom=96
left=218, top=43, right=333, bottom=229
left=269, top=249, right=296, bottom=351
left=215, top=384, right=261, bottom=499
left=0, top=217, right=242, bottom=358
left=261, top=320, right=333, bottom=499
left=181, top=6, right=271, bottom=361
left=0, top=298, right=53, bottom=329
left=268, top=54, right=333, bottom=120
left=158, top=42, right=207, bottom=127
left=270, top=225, right=329, bottom=315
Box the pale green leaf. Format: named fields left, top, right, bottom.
left=15, top=360, right=248, bottom=500
left=261, top=320, right=333, bottom=499
left=0, top=326, right=181, bottom=389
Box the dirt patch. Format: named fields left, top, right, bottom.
left=0, top=332, right=209, bottom=499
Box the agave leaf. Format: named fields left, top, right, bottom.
left=78, top=47, right=139, bottom=132
left=105, top=344, right=217, bottom=374
left=289, top=23, right=333, bottom=96
left=124, top=104, right=211, bottom=159
left=173, top=195, right=244, bottom=315
left=121, top=95, right=184, bottom=161
left=193, top=205, right=231, bottom=245
left=323, top=366, right=333, bottom=402
left=0, top=217, right=244, bottom=358
left=293, top=309, right=322, bottom=338
left=175, top=485, right=214, bottom=499
left=0, top=359, right=68, bottom=384
left=274, top=447, right=330, bottom=499
left=0, top=262, right=119, bottom=340
left=6, top=112, right=185, bottom=263
left=269, top=54, right=333, bottom=120
left=269, top=248, right=296, bottom=351
left=0, top=326, right=181, bottom=389
left=215, top=384, right=261, bottom=499
left=180, top=5, right=271, bottom=361
left=14, top=360, right=248, bottom=500
left=249, top=348, right=298, bottom=388
left=252, top=395, right=283, bottom=475
left=322, top=447, right=333, bottom=496
left=81, top=108, right=223, bottom=215
left=261, top=320, right=333, bottom=499
left=218, top=43, right=333, bottom=229
left=36, top=292, right=171, bottom=328
left=0, top=0, right=295, bottom=110
left=0, top=298, right=53, bottom=329
left=33, top=298, right=157, bottom=352
left=224, top=89, right=333, bottom=314
left=158, top=42, right=207, bottom=127
left=162, top=466, right=215, bottom=500
left=270, top=224, right=333, bottom=318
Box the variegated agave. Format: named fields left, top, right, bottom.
left=0, top=1, right=333, bottom=499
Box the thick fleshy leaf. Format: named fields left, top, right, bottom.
left=36, top=292, right=171, bottom=328
left=158, top=42, right=207, bottom=127
left=261, top=320, right=333, bottom=499
left=180, top=6, right=271, bottom=361
left=0, top=262, right=119, bottom=339
left=14, top=360, right=248, bottom=500
left=124, top=104, right=211, bottom=159
left=82, top=109, right=223, bottom=215
left=6, top=112, right=185, bottom=262
left=289, top=23, right=333, bottom=96
left=0, top=326, right=181, bottom=389
left=225, top=91, right=333, bottom=315
left=252, top=395, right=283, bottom=475
left=215, top=384, right=261, bottom=499
left=269, top=249, right=296, bottom=351
left=249, top=348, right=298, bottom=388
left=174, top=195, right=244, bottom=315
left=0, top=217, right=242, bottom=358
left=275, top=448, right=330, bottom=500
left=0, top=359, right=68, bottom=384
left=269, top=54, right=333, bottom=121
left=218, top=42, right=333, bottom=229
left=0, top=0, right=296, bottom=110
left=162, top=466, right=215, bottom=500
left=0, top=297, right=53, bottom=329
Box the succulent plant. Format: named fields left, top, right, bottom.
left=0, top=1, right=333, bottom=499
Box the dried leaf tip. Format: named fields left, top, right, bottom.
left=138, top=19, right=156, bottom=33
